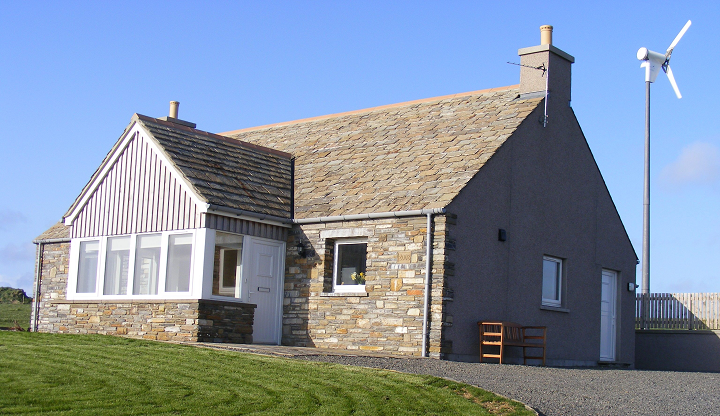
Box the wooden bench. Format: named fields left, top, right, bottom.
left=478, top=321, right=546, bottom=366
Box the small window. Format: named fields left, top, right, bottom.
left=165, top=234, right=193, bottom=292
left=542, top=256, right=563, bottom=307
left=77, top=240, right=99, bottom=293
left=333, top=240, right=367, bottom=293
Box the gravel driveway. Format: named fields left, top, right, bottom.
left=193, top=343, right=720, bottom=416
left=294, top=355, right=720, bottom=416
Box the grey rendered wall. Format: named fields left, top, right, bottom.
left=443, top=100, right=637, bottom=366
left=636, top=330, right=720, bottom=372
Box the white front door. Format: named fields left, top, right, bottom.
left=600, top=269, right=617, bottom=361
left=245, top=237, right=285, bottom=345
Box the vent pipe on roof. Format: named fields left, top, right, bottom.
left=540, top=25, right=553, bottom=45
left=159, top=100, right=197, bottom=128
left=169, top=101, right=180, bottom=118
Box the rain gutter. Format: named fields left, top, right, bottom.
left=292, top=208, right=446, bottom=224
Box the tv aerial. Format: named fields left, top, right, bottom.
left=636, top=20, right=691, bottom=317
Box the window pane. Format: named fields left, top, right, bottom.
left=222, top=250, right=239, bottom=288
left=104, top=237, right=131, bottom=295
left=336, top=243, right=367, bottom=286
left=213, top=232, right=243, bottom=298
left=133, top=234, right=161, bottom=295
left=77, top=241, right=99, bottom=293
left=166, top=234, right=192, bottom=292
left=542, top=258, right=561, bottom=302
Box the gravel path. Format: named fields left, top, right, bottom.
left=293, top=355, right=720, bottom=416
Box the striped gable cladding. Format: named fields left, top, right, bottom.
left=64, top=115, right=294, bottom=239
left=66, top=127, right=204, bottom=238
left=222, top=86, right=542, bottom=219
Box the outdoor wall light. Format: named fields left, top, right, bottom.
left=498, top=229, right=507, bottom=242
left=296, top=242, right=315, bottom=259
left=628, top=282, right=637, bottom=292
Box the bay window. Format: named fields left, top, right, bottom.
left=68, top=231, right=196, bottom=299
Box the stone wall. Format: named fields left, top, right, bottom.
left=32, top=240, right=71, bottom=329
left=284, top=215, right=450, bottom=357
left=33, top=241, right=254, bottom=343
left=39, top=300, right=201, bottom=341
left=198, top=300, right=255, bottom=343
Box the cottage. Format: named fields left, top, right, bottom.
left=32, top=26, right=637, bottom=366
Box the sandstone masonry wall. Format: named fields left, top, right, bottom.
left=284, top=215, right=451, bottom=357
left=33, top=241, right=254, bottom=343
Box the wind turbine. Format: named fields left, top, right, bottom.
left=636, top=20, right=691, bottom=326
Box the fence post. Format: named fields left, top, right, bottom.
left=689, top=296, right=694, bottom=330
left=641, top=293, right=648, bottom=330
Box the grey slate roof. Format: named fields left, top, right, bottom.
left=135, top=115, right=293, bottom=219
left=222, top=86, right=542, bottom=219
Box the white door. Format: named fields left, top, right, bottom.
left=245, top=238, right=285, bottom=345
left=600, top=269, right=617, bottom=361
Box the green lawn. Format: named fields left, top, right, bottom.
left=0, top=303, right=31, bottom=330
left=0, top=332, right=533, bottom=415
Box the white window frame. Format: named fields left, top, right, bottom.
left=541, top=255, right=563, bottom=307
left=74, top=239, right=101, bottom=294
left=67, top=230, right=198, bottom=300
left=218, top=247, right=242, bottom=298
left=332, top=239, right=367, bottom=293
left=132, top=233, right=162, bottom=296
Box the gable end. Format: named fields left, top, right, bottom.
left=65, top=123, right=207, bottom=238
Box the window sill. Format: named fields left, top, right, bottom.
left=320, top=292, right=369, bottom=297
left=540, top=305, right=570, bottom=313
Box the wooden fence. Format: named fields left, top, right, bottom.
left=636, top=293, right=720, bottom=330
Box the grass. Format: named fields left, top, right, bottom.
left=0, top=303, right=31, bottom=330
left=0, top=332, right=533, bottom=416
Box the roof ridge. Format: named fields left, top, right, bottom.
left=220, top=85, right=519, bottom=136
left=134, top=114, right=293, bottom=159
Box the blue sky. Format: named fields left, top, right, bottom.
left=1, top=1, right=718, bottom=295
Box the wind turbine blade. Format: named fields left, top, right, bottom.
left=666, top=65, right=682, bottom=99
left=667, top=20, right=692, bottom=56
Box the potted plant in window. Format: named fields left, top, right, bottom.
left=350, top=272, right=366, bottom=285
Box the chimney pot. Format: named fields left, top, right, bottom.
left=540, top=25, right=553, bottom=45
left=169, top=101, right=179, bottom=118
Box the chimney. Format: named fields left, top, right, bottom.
left=169, top=101, right=179, bottom=118
left=518, top=25, right=574, bottom=106
left=159, top=100, right=197, bottom=128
